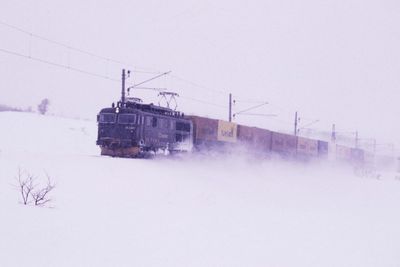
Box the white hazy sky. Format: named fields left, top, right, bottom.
left=1, top=0, right=399, bottom=148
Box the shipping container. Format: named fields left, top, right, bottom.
left=318, top=140, right=329, bottom=157
left=271, top=132, right=297, bottom=157
left=363, top=151, right=375, bottom=165
left=217, top=120, right=237, bottom=143
left=237, top=125, right=254, bottom=143
left=188, top=116, right=218, bottom=142
left=237, top=125, right=271, bottom=152
left=252, top=127, right=272, bottom=152
left=336, top=144, right=352, bottom=161
left=350, top=148, right=364, bottom=163
left=297, top=136, right=318, bottom=158
left=188, top=116, right=237, bottom=151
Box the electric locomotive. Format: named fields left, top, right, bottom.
left=96, top=70, right=193, bottom=157
left=97, top=97, right=193, bottom=157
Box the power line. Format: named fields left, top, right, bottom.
left=170, top=74, right=227, bottom=95
left=171, top=75, right=275, bottom=110
left=234, top=102, right=268, bottom=116
left=0, top=47, right=120, bottom=82
left=129, top=71, right=171, bottom=88
left=0, top=20, right=161, bottom=74
left=0, top=46, right=229, bottom=111
left=172, top=79, right=320, bottom=129
left=0, top=19, right=325, bottom=132
left=233, top=113, right=277, bottom=117
left=0, top=39, right=232, bottom=110
left=180, top=95, right=227, bottom=109
left=0, top=19, right=295, bottom=117
left=233, top=99, right=266, bottom=104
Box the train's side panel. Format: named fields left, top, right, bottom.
left=350, top=148, right=364, bottom=163
left=237, top=124, right=255, bottom=151
left=363, top=151, right=375, bottom=165
left=143, top=115, right=173, bottom=148
left=188, top=116, right=237, bottom=150
left=188, top=116, right=218, bottom=143
left=336, top=144, right=352, bottom=161
left=237, top=125, right=254, bottom=144
left=318, top=140, right=329, bottom=157
left=238, top=125, right=271, bottom=152
left=188, top=115, right=370, bottom=165
left=297, top=137, right=318, bottom=159
left=253, top=127, right=272, bottom=152
left=271, top=132, right=297, bottom=157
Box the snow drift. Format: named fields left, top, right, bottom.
left=0, top=111, right=399, bottom=267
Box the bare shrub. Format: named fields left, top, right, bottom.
left=15, top=169, right=55, bottom=207
left=31, top=175, right=55, bottom=206
left=16, top=168, right=35, bottom=205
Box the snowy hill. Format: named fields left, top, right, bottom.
left=0, top=111, right=400, bottom=267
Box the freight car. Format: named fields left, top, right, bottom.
left=296, top=136, right=318, bottom=160
left=271, top=131, right=298, bottom=158
left=237, top=125, right=272, bottom=154
left=189, top=116, right=237, bottom=151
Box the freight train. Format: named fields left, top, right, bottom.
left=96, top=90, right=366, bottom=164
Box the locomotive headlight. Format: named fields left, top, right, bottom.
left=116, top=107, right=120, bottom=113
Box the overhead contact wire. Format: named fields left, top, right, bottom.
left=0, top=20, right=161, bottom=74
left=0, top=47, right=120, bottom=82
left=180, top=96, right=227, bottom=109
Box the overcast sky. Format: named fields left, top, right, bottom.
left=1, top=0, right=399, bottom=149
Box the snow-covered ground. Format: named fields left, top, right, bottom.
left=0, top=111, right=399, bottom=267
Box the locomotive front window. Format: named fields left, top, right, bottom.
left=176, top=122, right=191, bottom=132
left=99, top=113, right=116, bottom=123
left=118, top=114, right=136, bottom=124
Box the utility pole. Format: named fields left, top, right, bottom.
left=229, top=93, right=232, bottom=122
left=397, top=156, right=400, bottom=173
left=294, top=111, right=298, bottom=135
left=355, top=131, right=359, bottom=148
left=121, top=69, right=126, bottom=104
left=331, top=124, right=336, bottom=142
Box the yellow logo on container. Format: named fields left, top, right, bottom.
left=217, top=120, right=237, bottom=143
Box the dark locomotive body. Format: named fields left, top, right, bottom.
left=96, top=99, right=192, bottom=157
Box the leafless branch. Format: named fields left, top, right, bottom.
left=16, top=168, right=35, bottom=205
left=31, top=175, right=55, bottom=206
left=14, top=168, right=56, bottom=207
